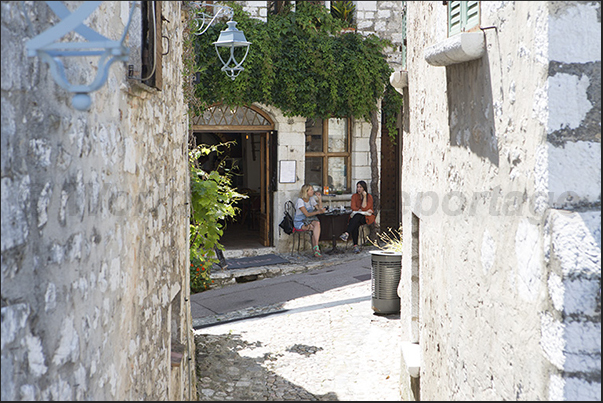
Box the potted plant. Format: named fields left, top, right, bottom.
left=331, top=1, right=356, bottom=31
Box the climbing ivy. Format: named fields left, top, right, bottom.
left=191, top=2, right=399, bottom=125
left=188, top=143, right=245, bottom=270
left=382, top=84, right=404, bottom=143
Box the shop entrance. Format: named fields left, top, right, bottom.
left=191, top=104, right=275, bottom=249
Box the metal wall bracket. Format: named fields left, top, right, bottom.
left=190, top=2, right=234, bottom=36
left=25, top=1, right=136, bottom=111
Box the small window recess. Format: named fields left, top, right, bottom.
left=127, top=1, right=163, bottom=91
left=400, top=213, right=421, bottom=392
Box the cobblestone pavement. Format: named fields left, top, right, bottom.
left=194, top=279, right=402, bottom=401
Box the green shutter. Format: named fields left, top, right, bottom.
left=448, top=1, right=480, bottom=36
left=465, top=1, right=480, bottom=31
left=448, top=1, right=462, bottom=36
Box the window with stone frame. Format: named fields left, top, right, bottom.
left=304, top=117, right=351, bottom=193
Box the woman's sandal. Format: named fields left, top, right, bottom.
left=313, top=245, right=322, bottom=257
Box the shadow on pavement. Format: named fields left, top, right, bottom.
left=195, top=333, right=339, bottom=401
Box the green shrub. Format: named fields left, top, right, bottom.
left=188, top=143, right=246, bottom=293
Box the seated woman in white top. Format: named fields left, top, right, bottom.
left=293, top=184, right=326, bottom=257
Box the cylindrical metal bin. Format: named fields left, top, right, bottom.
left=370, top=250, right=402, bottom=314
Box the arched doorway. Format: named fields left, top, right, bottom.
left=191, top=104, right=276, bottom=249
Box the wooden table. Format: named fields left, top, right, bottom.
left=317, top=210, right=350, bottom=254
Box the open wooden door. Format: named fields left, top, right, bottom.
left=191, top=104, right=275, bottom=247
left=258, top=131, right=272, bottom=246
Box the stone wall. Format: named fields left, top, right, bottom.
left=1, top=2, right=194, bottom=400
left=400, top=1, right=600, bottom=400
left=538, top=2, right=601, bottom=400
left=355, top=0, right=406, bottom=69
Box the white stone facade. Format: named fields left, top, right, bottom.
left=1, top=2, right=194, bottom=400
left=399, top=1, right=600, bottom=401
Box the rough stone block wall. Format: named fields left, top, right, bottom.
left=1, top=2, right=193, bottom=400
left=544, top=210, right=601, bottom=401
left=401, top=1, right=600, bottom=401
left=356, top=1, right=406, bottom=68
left=538, top=2, right=601, bottom=400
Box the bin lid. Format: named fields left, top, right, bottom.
left=369, top=250, right=402, bottom=256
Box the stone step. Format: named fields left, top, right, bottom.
left=222, top=246, right=277, bottom=260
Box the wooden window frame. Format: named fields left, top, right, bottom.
left=305, top=118, right=352, bottom=193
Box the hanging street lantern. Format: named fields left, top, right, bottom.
left=191, top=2, right=251, bottom=81
left=213, top=21, right=251, bottom=81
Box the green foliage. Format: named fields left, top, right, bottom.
left=383, top=84, right=404, bottom=144
left=188, top=143, right=246, bottom=292
left=331, top=1, right=356, bottom=27
left=191, top=2, right=396, bottom=124
left=371, top=225, right=403, bottom=253
left=183, top=10, right=247, bottom=293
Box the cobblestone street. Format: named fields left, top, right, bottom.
left=194, top=278, right=402, bottom=401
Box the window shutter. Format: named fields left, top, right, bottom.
left=465, top=0, right=480, bottom=31
left=448, top=1, right=462, bottom=36
left=448, top=1, right=480, bottom=36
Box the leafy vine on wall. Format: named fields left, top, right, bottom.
left=190, top=2, right=402, bottom=128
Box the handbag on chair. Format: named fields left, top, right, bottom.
left=279, top=201, right=295, bottom=235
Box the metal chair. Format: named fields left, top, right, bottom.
left=291, top=228, right=313, bottom=255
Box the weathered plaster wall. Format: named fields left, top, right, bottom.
left=1, top=2, right=193, bottom=400
left=401, top=1, right=600, bottom=401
